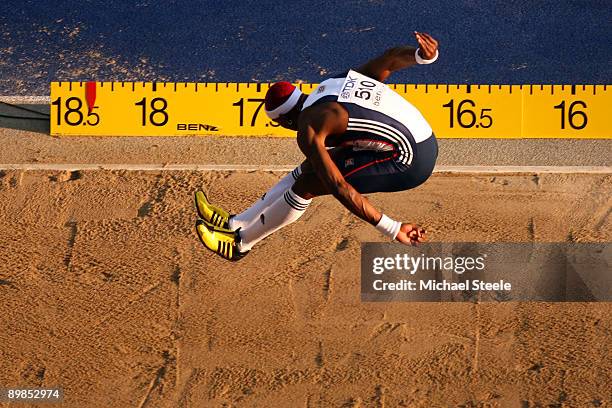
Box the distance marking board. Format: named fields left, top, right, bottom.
left=50, top=82, right=610, bottom=138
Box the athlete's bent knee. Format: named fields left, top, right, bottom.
left=292, top=173, right=326, bottom=200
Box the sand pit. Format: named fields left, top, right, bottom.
left=0, top=169, right=610, bottom=407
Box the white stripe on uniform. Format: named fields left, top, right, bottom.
left=347, top=118, right=413, bottom=165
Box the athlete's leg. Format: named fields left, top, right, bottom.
left=236, top=169, right=328, bottom=252
left=228, top=147, right=347, bottom=231
left=235, top=146, right=418, bottom=253
left=237, top=187, right=311, bottom=252
left=235, top=148, right=399, bottom=252
left=291, top=170, right=329, bottom=199
left=342, top=136, right=438, bottom=193
left=229, top=164, right=304, bottom=230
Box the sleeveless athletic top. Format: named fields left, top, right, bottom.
left=302, top=70, right=433, bottom=166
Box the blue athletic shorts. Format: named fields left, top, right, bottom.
left=330, top=134, right=438, bottom=194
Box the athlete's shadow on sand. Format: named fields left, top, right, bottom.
left=0, top=103, right=50, bottom=134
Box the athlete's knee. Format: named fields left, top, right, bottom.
left=291, top=179, right=316, bottom=200
left=299, top=159, right=313, bottom=175
left=291, top=173, right=326, bottom=200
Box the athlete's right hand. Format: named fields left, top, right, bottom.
left=395, top=223, right=426, bottom=246
left=413, top=31, right=439, bottom=60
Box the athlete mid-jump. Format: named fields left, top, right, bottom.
left=195, top=31, right=440, bottom=260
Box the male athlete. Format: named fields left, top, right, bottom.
left=195, top=31, right=439, bottom=260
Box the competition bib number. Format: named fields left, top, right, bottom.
left=337, top=70, right=387, bottom=110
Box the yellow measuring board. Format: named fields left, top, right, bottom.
left=50, top=82, right=611, bottom=138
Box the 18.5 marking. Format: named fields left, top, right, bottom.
left=51, top=97, right=100, bottom=126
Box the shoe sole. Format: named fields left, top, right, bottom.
left=194, top=191, right=207, bottom=221
left=194, top=219, right=211, bottom=250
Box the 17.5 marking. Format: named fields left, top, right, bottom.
left=233, top=98, right=279, bottom=127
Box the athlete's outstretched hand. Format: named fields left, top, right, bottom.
left=414, top=31, right=439, bottom=60
left=395, top=223, right=426, bottom=246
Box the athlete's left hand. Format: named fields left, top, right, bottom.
left=396, top=223, right=426, bottom=246
left=414, top=31, right=439, bottom=60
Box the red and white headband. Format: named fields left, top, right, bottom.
left=265, top=88, right=303, bottom=120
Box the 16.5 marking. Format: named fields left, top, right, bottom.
left=442, top=99, right=493, bottom=129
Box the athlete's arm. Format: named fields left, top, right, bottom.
left=299, top=121, right=426, bottom=244
left=297, top=104, right=426, bottom=245
left=357, top=31, right=439, bottom=82
left=297, top=105, right=382, bottom=226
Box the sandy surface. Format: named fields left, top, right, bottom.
left=0, top=168, right=610, bottom=407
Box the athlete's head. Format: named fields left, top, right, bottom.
left=264, top=81, right=307, bottom=131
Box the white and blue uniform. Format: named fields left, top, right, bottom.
left=302, top=69, right=438, bottom=193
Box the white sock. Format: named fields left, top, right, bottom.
left=237, top=188, right=311, bottom=252
left=229, top=166, right=302, bottom=230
